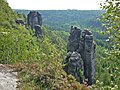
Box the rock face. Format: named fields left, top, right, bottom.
left=27, top=11, right=43, bottom=37
left=0, top=64, right=18, bottom=90
left=67, top=26, right=81, bottom=52
left=80, top=30, right=96, bottom=85
left=63, top=52, right=84, bottom=83
left=63, top=26, right=96, bottom=85
left=27, top=11, right=42, bottom=29
left=34, top=25, right=43, bottom=38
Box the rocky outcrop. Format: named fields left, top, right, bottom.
left=15, top=11, right=43, bottom=38
left=27, top=11, right=43, bottom=37
left=80, top=30, right=96, bottom=85
left=67, top=26, right=81, bottom=52
left=34, top=25, right=43, bottom=38
left=63, top=52, right=84, bottom=83
left=15, top=19, right=26, bottom=25
left=0, top=64, right=18, bottom=90
left=63, top=26, right=96, bottom=85
left=27, top=11, right=42, bottom=29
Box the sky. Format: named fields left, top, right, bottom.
left=7, top=0, right=102, bottom=10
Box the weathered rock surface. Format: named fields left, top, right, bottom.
left=64, top=52, right=84, bottom=83
left=27, top=11, right=42, bottom=29
left=27, top=11, right=43, bottom=37
left=67, top=26, right=81, bottom=52
left=81, top=30, right=96, bottom=85
left=63, top=26, right=96, bottom=85
left=0, top=64, right=18, bottom=90
left=34, top=25, right=43, bottom=38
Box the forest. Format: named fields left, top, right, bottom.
left=0, top=0, right=120, bottom=90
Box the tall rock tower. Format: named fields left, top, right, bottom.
left=27, top=11, right=43, bottom=37
left=27, top=11, right=42, bottom=29
left=63, top=26, right=96, bottom=85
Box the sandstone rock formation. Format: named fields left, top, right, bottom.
left=63, top=51, right=84, bottom=83
left=63, top=26, right=96, bottom=85
left=27, top=11, right=42, bottom=29
left=34, top=25, right=43, bottom=38
left=80, top=30, right=96, bottom=85
left=67, top=26, right=81, bottom=52
left=27, top=11, right=43, bottom=37
left=0, top=64, right=18, bottom=90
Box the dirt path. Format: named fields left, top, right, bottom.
left=0, top=64, right=18, bottom=90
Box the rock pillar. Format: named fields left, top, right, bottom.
left=63, top=26, right=96, bottom=85
left=27, top=11, right=43, bottom=37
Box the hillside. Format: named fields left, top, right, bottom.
left=0, top=0, right=68, bottom=64
left=0, top=0, right=120, bottom=90
left=0, top=0, right=84, bottom=90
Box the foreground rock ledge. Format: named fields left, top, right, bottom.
left=0, top=64, right=18, bottom=90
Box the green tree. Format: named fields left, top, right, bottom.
left=100, top=0, right=120, bottom=52
left=94, top=0, right=120, bottom=89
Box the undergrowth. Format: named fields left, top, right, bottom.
left=11, top=59, right=85, bottom=90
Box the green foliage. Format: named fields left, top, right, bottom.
left=100, top=0, right=120, bottom=48
left=0, top=25, right=68, bottom=64
left=0, top=25, right=37, bottom=63
left=14, top=60, right=82, bottom=90
left=95, top=46, right=120, bottom=89
left=93, top=0, right=120, bottom=89
left=0, top=0, right=68, bottom=64
left=2, top=0, right=120, bottom=89
left=0, top=0, right=69, bottom=64
left=0, top=0, right=17, bottom=27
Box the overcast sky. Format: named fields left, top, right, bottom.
left=7, top=0, right=102, bottom=10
